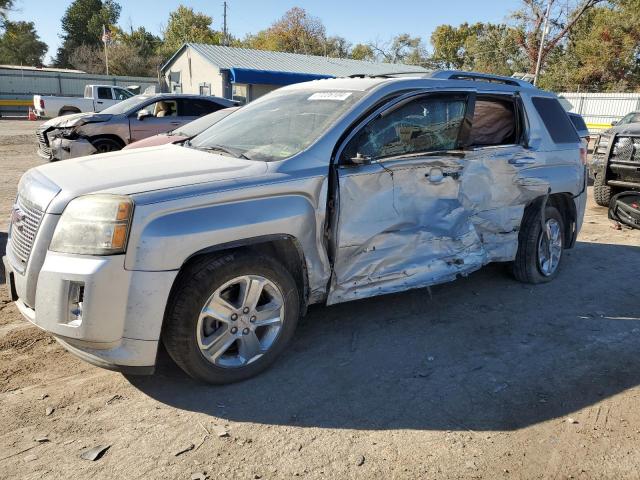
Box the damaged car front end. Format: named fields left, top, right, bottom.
left=36, top=114, right=108, bottom=161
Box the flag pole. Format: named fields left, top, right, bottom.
left=102, top=25, right=110, bottom=75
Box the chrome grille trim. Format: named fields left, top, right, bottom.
left=9, top=195, right=45, bottom=268
left=36, top=130, right=52, bottom=158
left=611, top=136, right=640, bottom=163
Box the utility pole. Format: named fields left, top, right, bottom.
left=533, top=0, right=552, bottom=86
left=222, top=1, right=228, bottom=46
left=102, top=25, right=111, bottom=75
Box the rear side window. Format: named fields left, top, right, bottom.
left=532, top=97, right=579, bottom=143
left=569, top=114, right=587, bottom=131
left=469, top=97, right=517, bottom=147
left=97, top=87, right=113, bottom=100
left=180, top=99, right=224, bottom=116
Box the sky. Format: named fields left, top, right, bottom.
left=9, top=0, right=522, bottom=64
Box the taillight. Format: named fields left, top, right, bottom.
left=580, top=146, right=587, bottom=165
left=39, top=98, right=44, bottom=109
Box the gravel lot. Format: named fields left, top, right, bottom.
left=1, top=119, right=639, bottom=479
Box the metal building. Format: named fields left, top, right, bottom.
left=559, top=92, right=640, bottom=132
left=160, top=44, right=428, bottom=103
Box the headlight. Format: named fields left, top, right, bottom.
left=50, top=195, right=133, bottom=255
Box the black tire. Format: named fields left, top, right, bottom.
left=162, top=252, right=300, bottom=384
left=91, top=137, right=123, bottom=154
left=511, top=205, right=565, bottom=284
left=593, top=173, right=616, bottom=207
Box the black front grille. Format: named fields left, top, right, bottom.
left=611, top=136, right=640, bottom=163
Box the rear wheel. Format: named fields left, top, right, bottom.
left=512, top=205, right=564, bottom=284
left=162, top=252, right=300, bottom=384
left=593, top=173, right=617, bottom=207
left=91, top=137, right=123, bottom=154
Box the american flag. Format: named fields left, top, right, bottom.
left=101, top=25, right=111, bottom=44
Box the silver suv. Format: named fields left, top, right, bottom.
left=4, top=71, right=587, bottom=384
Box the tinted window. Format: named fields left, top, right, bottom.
left=97, top=87, right=113, bottom=100
left=569, top=113, right=587, bottom=131
left=531, top=97, right=579, bottom=143
left=180, top=99, right=224, bottom=116
left=343, top=95, right=467, bottom=161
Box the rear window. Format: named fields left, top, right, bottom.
left=532, top=97, right=579, bottom=144
left=569, top=114, right=587, bottom=131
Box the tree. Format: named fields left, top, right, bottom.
left=0, top=20, right=47, bottom=66
left=54, top=0, right=121, bottom=68
left=540, top=1, right=640, bottom=91
left=430, top=24, right=473, bottom=69
left=350, top=43, right=374, bottom=61
left=368, top=34, right=428, bottom=65
left=244, top=7, right=326, bottom=55
left=0, top=0, right=13, bottom=27
left=159, top=5, right=222, bottom=59
left=512, top=0, right=605, bottom=74
left=325, top=35, right=351, bottom=58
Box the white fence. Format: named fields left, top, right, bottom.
left=558, top=92, right=640, bottom=132
left=0, top=66, right=158, bottom=115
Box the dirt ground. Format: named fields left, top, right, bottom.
left=0, top=119, right=639, bottom=480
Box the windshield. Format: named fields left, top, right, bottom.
left=172, top=107, right=239, bottom=137
left=190, top=89, right=365, bottom=161
left=101, top=95, right=153, bottom=115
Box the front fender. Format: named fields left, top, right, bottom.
left=124, top=193, right=331, bottom=298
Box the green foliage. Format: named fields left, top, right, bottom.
left=350, top=43, right=374, bottom=61
left=159, top=5, right=222, bottom=59
left=0, top=20, right=47, bottom=66
left=243, top=7, right=326, bottom=55
left=54, top=0, right=121, bottom=67
left=368, top=34, right=428, bottom=65
left=540, top=2, right=640, bottom=91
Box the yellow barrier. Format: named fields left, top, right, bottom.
left=586, top=122, right=613, bottom=130
left=0, top=99, right=32, bottom=107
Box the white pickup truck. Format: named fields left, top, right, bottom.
left=33, top=85, right=134, bottom=118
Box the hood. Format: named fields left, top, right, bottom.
left=34, top=143, right=269, bottom=213
left=123, top=133, right=186, bottom=150
left=40, top=112, right=112, bottom=130
left=603, top=122, right=640, bottom=136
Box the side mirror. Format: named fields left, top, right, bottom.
left=350, top=153, right=371, bottom=165
left=137, top=109, right=152, bottom=121
left=611, top=120, right=618, bottom=126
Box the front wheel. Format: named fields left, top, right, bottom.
left=162, top=252, right=300, bottom=384
left=593, top=173, right=617, bottom=207
left=511, top=205, right=564, bottom=284
left=91, top=137, right=123, bottom=154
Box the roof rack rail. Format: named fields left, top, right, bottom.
left=347, top=71, right=431, bottom=79
left=430, top=70, right=536, bottom=88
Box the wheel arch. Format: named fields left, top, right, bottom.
left=171, top=234, right=310, bottom=315
left=58, top=106, right=82, bottom=116
left=524, top=192, right=577, bottom=249
left=88, top=134, right=126, bottom=149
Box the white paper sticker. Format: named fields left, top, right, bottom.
left=308, top=92, right=353, bottom=101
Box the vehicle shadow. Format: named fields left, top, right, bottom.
left=128, top=240, right=640, bottom=431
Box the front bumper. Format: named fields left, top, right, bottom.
left=3, top=252, right=178, bottom=374
left=46, top=137, right=97, bottom=161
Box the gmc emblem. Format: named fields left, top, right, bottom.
left=10, top=206, right=26, bottom=232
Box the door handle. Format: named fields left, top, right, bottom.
left=96, top=101, right=103, bottom=104
left=170, top=121, right=181, bottom=125
left=508, top=157, right=536, bottom=166
left=425, top=167, right=462, bottom=182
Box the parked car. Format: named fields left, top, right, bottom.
left=34, top=85, right=135, bottom=118
left=568, top=112, right=590, bottom=144
left=35, top=94, right=236, bottom=161
left=4, top=71, right=586, bottom=384
left=123, top=106, right=239, bottom=150
left=610, top=111, right=640, bottom=127
left=590, top=122, right=640, bottom=206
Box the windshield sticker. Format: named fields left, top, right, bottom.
left=308, top=92, right=353, bottom=101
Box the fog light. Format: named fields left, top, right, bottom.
left=68, top=281, right=84, bottom=327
